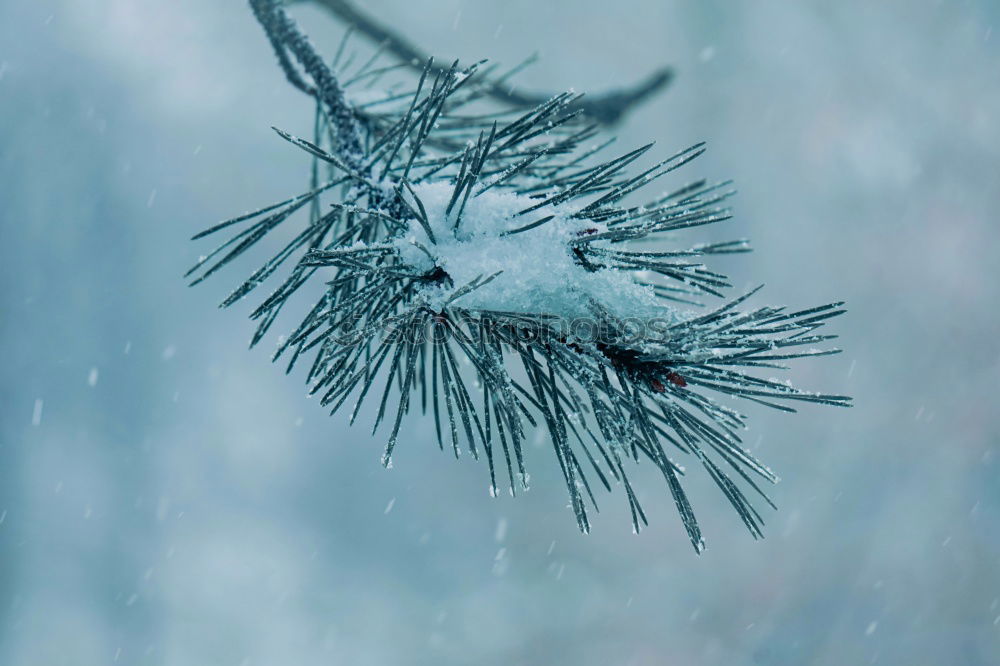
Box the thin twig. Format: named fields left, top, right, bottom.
left=295, top=0, right=674, bottom=125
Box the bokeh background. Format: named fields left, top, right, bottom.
left=2, top=1, right=999, bottom=664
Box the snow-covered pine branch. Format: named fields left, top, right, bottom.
left=188, top=0, right=851, bottom=551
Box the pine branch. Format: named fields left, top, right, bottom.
left=189, top=0, right=851, bottom=551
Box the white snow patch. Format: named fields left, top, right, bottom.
left=394, top=182, right=668, bottom=321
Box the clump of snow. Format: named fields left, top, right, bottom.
left=392, top=182, right=668, bottom=322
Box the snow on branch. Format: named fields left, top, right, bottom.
left=189, top=0, right=851, bottom=550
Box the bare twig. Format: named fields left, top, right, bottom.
left=295, top=0, right=674, bottom=125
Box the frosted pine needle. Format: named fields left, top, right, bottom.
left=189, top=0, right=851, bottom=551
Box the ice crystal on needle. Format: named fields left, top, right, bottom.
left=188, top=0, right=851, bottom=550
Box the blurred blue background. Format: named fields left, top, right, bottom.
left=1, top=1, right=998, bottom=664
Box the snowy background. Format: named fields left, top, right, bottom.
left=2, top=1, right=999, bottom=664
